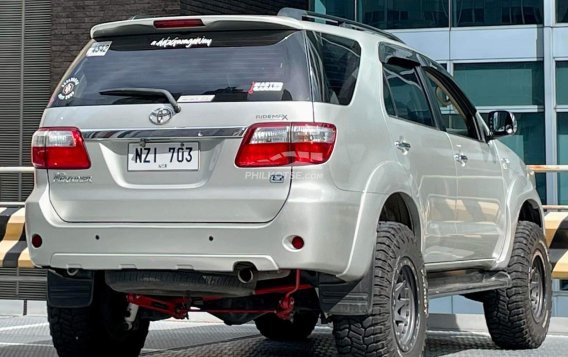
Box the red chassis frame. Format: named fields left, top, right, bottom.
left=126, top=270, right=312, bottom=320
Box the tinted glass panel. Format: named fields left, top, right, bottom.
left=453, top=62, right=544, bottom=106
left=49, top=30, right=311, bottom=107
left=483, top=112, right=545, bottom=201
left=558, top=0, right=568, bottom=23
left=307, top=32, right=362, bottom=105
left=360, top=0, right=449, bottom=29
left=383, top=64, right=435, bottom=127
left=424, top=71, right=477, bottom=139
left=562, top=280, right=568, bottom=291
left=383, top=76, right=397, bottom=116
left=453, top=0, right=543, bottom=27
left=557, top=113, right=568, bottom=204
left=313, top=0, right=356, bottom=19
left=557, top=62, right=568, bottom=105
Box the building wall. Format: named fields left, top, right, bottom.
left=0, top=0, right=51, bottom=201
left=50, top=0, right=180, bottom=89
left=180, top=0, right=307, bottom=15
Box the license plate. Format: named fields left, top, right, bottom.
left=128, top=142, right=199, bottom=171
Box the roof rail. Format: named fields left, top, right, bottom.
left=278, top=7, right=404, bottom=44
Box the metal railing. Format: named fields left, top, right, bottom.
left=0, top=165, right=566, bottom=209
left=0, top=167, right=34, bottom=206
left=527, top=165, right=568, bottom=211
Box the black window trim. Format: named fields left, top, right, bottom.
left=379, top=43, right=445, bottom=132
left=379, top=40, right=486, bottom=143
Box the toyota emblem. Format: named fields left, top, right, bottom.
left=149, top=107, right=174, bottom=125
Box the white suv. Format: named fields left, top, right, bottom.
left=26, top=8, right=551, bottom=357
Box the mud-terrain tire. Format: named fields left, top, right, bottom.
left=48, top=282, right=149, bottom=357
left=332, top=222, right=427, bottom=356
left=483, top=221, right=552, bottom=349
left=254, top=311, right=319, bottom=340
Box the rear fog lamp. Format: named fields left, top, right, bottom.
left=291, top=236, right=305, bottom=250
left=31, top=234, right=43, bottom=248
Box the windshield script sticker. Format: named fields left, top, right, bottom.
left=178, top=95, right=215, bottom=103
left=248, top=82, right=284, bottom=94
left=58, top=77, right=80, bottom=100
left=86, top=41, right=112, bottom=57
left=150, top=37, right=212, bottom=49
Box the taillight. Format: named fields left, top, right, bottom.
left=153, top=19, right=204, bottom=28
left=235, top=122, right=336, bottom=167
left=31, top=127, right=91, bottom=169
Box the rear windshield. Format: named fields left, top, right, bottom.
left=49, top=30, right=312, bottom=107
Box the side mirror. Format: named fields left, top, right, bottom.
left=488, top=111, right=517, bottom=139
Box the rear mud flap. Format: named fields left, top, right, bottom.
left=47, top=270, right=94, bottom=308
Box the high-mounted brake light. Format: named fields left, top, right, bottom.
left=153, top=19, right=205, bottom=29
left=31, top=127, right=91, bottom=170
left=235, top=122, right=336, bottom=167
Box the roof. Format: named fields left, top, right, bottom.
left=90, top=9, right=402, bottom=45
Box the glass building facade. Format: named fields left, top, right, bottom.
left=312, top=0, right=568, bottom=316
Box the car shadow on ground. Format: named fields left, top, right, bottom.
left=143, top=329, right=504, bottom=357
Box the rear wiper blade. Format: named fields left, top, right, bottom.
left=99, top=87, right=181, bottom=113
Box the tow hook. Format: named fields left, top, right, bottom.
left=127, top=294, right=191, bottom=320
left=275, top=269, right=301, bottom=320
left=124, top=302, right=139, bottom=330
left=275, top=295, right=295, bottom=320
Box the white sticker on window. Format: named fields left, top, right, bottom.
left=178, top=95, right=215, bottom=103
left=58, top=77, right=80, bottom=100
left=248, top=82, right=284, bottom=94
left=86, top=41, right=112, bottom=57
left=150, top=37, right=212, bottom=49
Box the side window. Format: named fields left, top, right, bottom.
left=383, top=63, right=435, bottom=128
left=383, top=75, right=397, bottom=117
left=307, top=32, right=362, bottom=105
left=423, top=70, right=480, bottom=140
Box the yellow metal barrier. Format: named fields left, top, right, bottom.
left=528, top=165, right=568, bottom=279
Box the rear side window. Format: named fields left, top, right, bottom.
left=48, top=30, right=311, bottom=107
left=383, top=63, right=435, bottom=127
left=307, top=32, right=361, bottom=105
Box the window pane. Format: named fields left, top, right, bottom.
left=483, top=112, right=546, bottom=202
left=453, top=62, right=544, bottom=106
left=383, top=76, right=397, bottom=116
left=360, top=0, right=449, bottom=29
left=383, top=64, right=435, bottom=127
left=559, top=0, right=568, bottom=23
left=453, top=0, right=543, bottom=27
left=424, top=71, right=477, bottom=139
left=562, top=280, right=568, bottom=291
left=313, top=0, right=355, bottom=20
left=307, top=32, right=362, bottom=105
left=557, top=113, right=568, bottom=204
left=557, top=62, right=568, bottom=104
left=49, top=31, right=312, bottom=107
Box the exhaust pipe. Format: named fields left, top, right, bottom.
left=237, top=267, right=256, bottom=284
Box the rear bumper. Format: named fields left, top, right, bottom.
left=26, top=180, right=383, bottom=281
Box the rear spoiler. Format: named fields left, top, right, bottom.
left=91, top=15, right=303, bottom=39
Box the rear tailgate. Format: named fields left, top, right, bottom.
left=43, top=27, right=313, bottom=223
